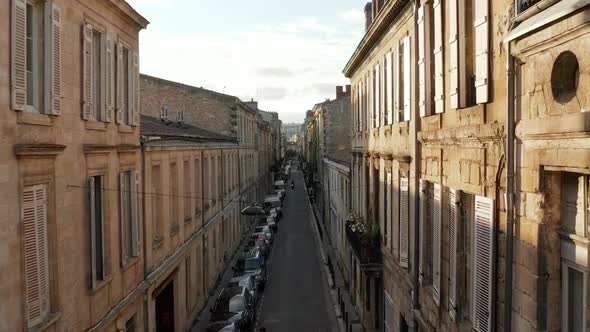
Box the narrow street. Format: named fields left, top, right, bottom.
left=256, top=166, right=338, bottom=332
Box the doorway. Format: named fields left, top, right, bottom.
left=155, top=280, right=175, bottom=332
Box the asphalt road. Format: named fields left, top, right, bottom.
left=255, top=166, right=338, bottom=332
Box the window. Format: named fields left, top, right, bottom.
left=152, top=165, right=163, bottom=240
left=399, top=176, right=409, bottom=268
left=384, top=172, right=391, bottom=248
left=457, top=0, right=477, bottom=108
left=125, top=315, right=136, bottom=332
left=418, top=180, right=431, bottom=282
left=374, top=63, right=380, bottom=127
left=89, top=175, right=106, bottom=286
left=22, top=184, right=50, bottom=327
left=170, top=162, right=179, bottom=231
left=472, top=195, right=495, bottom=332
left=559, top=173, right=589, bottom=331
left=385, top=52, right=393, bottom=125
left=120, top=170, right=139, bottom=263
left=121, top=47, right=130, bottom=124
left=396, top=37, right=411, bottom=122
left=203, top=157, right=209, bottom=211
left=184, top=160, right=191, bottom=223
left=115, top=42, right=138, bottom=126
left=82, top=23, right=110, bottom=122
left=194, top=158, right=202, bottom=217
left=12, top=0, right=62, bottom=114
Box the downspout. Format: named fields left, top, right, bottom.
left=411, top=0, right=421, bottom=327
left=140, top=137, right=149, bottom=331
left=504, top=41, right=516, bottom=332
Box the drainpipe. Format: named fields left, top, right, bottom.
left=504, top=42, right=516, bottom=332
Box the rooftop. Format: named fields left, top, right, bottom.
left=140, top=115, right=236, bottom=143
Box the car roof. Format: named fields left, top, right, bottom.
left=239, top=248, right=261, bottom=259
left=230, top=275, right=252, bottom=283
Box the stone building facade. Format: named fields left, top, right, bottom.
left=0, top=0, right=148, bottom=330
left=344, top=0, right=418, bottom=330
left=140, top=115, right=241, bottom=331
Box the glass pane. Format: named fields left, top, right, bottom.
left=568, top=267, right=584, bottom=332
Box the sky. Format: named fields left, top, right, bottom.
left=127, top=0, right=366, bottom=124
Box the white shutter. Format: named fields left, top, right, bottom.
left=386, top=52, right=393, bottom=125
left=132, top=50, right=139, bottom=126
left=474, top=0, right=489, bottom=104
left=399, top=176, right=409, bottom=268
left=449, top=188, right=461, bottom=319
left=393, top=48, right=400, bottom=123
left=449, top=0, right=459, bottom=109
left=22, top=185, right=50, bottom=327
left=366, top=75, right=370, bottom=129
left=119, top=172, right=127, bottom=265
left=433, top=0, right=444, bottom=114
left=375, top=63, right=381, bottom=127
left=473, top=195, right=494, bottom=332
left=358, top=82, right=363, bottom=131
left=105, top=34, right=113, bottom=122
left=127, top=51, right=134, bottom=125
left=418, top=180, right=426, bottom=284
left=48, top=4, right=62, bottom=115
left=417, top=6, right=426, bottom=118
left=130, top=170, right=140, bottom=256
left=432, top=183, right=442, bottom=305
left=116, top=42, right=124, bottom=124
left=82, top=23, right=94, bottom=120
left=403, top=36, right=411, bottom=122
left=369, top=71, right=374, bottom=128
left=11, top=0, right=27, bottom=111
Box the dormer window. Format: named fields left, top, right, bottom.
left=160, top=105, right=169, bottom=119
left=177, top=109, right=184, bottom=122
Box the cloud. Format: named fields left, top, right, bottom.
left=259, top=87, right=289, bottom=100
left=339, top=8, right=365, bottom=24
left=256, top=67, right=295, bottom=78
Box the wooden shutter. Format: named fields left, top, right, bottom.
left=473, top=195, right=494, bottom=332
left=130, top=170, right=140, bottom=256
left=88, top=177, right=97, bottom=286
left=432, top=183, right=442, bottom=305
left=127, top=51, right=133, bottom=125
left=418, top=180, right=426, bottom=284
left=375, top=63, right=380, bottom=127
left=105, top=34, right=114, bottom=122
left=433, top=0, right=444, bottom=114
left=417, top=6, right=426, bottom=118
left=449, top=0, right=459, bottom=109
left=358, top=82, right=363, bottom=131
left=116, top=42, right=123, bottom=124
left=132, top=51, right=139, bottom=126
left=386, top=52, right=393, bottom=125
left=82, top=23, right=94, bottom=120
left=22, top=185, right=50, bottom=327
left=48, top=4, right=62, bottom=115
left=393, top=48, right=400, bottom=123
left=119, top=172, right=128, bottom=265
left=474, top=0, right=489, bottom=104
left=403, top=36, right=411, bottom=122
left=11, top=0, right=27, bottom=111
left=399, top=176, right=409, bottom=268
left=449, top=188, right=461, bottom=319
left=365, top=75, right=370, bottom=129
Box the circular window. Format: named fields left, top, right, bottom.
left=551, top=51, right=579, bottom=104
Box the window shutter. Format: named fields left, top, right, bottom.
left=358, top=82, right=363, bottom=131
left=105, top=34, right=113, bottom=122
left=22, top=185, right=50, bottom=327
left=433, top=0, right=444, bottom=114
left=448, top=0, right=459, bottom=109
left=116, top=42, right=123, bottom=124
left=130, top=170, right=140, bottom=256
left=82, top=23, right=94, bottom=120
left=474, top=0, right=489, bottom=104
left=473, top=195, right=494, bottom=332
left=119, top=172, right=127, bottom=266
left=127, top=51, right=134, bottom=126
left=432, top=183, right=442, bottom=305
left=449, top=188, right=461, bottom=319
left=11, top=0, right=27, bottom=111
left=393, top=49, right=400, bottom=123
left=375, top=64, right=380, bottom=127
left=132, top=51, right=140, bottom=126
left=366, top=75, right=370, bottom=129
left=48, top=4, right=62, bottom=115
left=417, top=6, right=426, bottom=118
left=403, top=36, right=411, bottom=122
left=418, top=180, right=426, bottom=284
left=399, top=176, right=409, bottom=268
left=88, top=177, right=97, bottom=286
left=386, top=52, right=393, bottom=125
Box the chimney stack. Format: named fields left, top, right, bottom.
left=336, top=85, right=352, bottom=99
left=364, top=2, right=373, bottom=31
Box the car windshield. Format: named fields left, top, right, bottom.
left=229, top=297, right=245, bottom=312
left=245, top=258, right=261, bottom=270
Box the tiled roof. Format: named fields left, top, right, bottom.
left=140, top=115, right=235, bottom=142
left=326, top=150, right=351, bottom=166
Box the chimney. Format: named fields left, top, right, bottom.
left=336, top=86, right=344, bottom=98
left=336, top=85, right=351, bottom=99
left=364, top=2, right=373, bottom=31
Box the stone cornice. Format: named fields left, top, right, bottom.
left=108, top=0, right=149, bottom=29
left=14, top=144, right=66, bottom=156
left=418, top=122, right=504, bottom=146
left=343, top=0, right=412, bottom=77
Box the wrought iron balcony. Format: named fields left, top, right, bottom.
left=345, top=223, right=382, bottom=265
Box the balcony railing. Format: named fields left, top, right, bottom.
left=345, top=224, right=382, bottom=265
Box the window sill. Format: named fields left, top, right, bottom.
left=28, top=312, right=61, bottom=332
left=90, top=275, right=113, bottom=294
left=86, top=121, right=108, bottom=131
left=17, top=111, right=54, bottom=127
left=118, top=125, right=134, bottom=133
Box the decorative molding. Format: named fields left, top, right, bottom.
left=84, top=144, right=116, bottom=154
left=14, top=144, right=66, bottom=156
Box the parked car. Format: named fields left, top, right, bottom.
left=255, top=225, right=273, bottom=243
left=263, top=195, right=282, bottom=212
left=261, top=217, right=277, bottom=233
left=234, top=249, right=267, bottom=289
left=209, top=286, right=255, bottom=330
left=269, top=207, right=282, bottom=220
left=252, top=231, right=271, bottom=246
left=228, top=275, right=259, bottom=305
left=246, top=235, right=270, bottom=258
